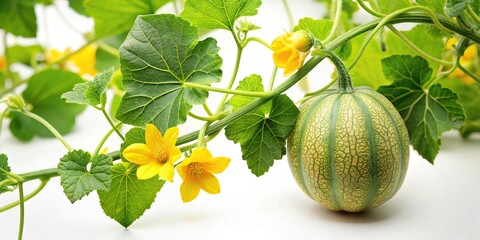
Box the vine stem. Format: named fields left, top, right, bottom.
left=101, top=109, right=124, bottom=140
left=91, top=122, right=123, bottom=160
left=243, top=37, right=272, bottom=50
left=282, top=0, right=294, bottom=30
left=19, top=110, right=73, bottom=151
left=388, top=25, right=453, bottom=66
left=324, top=0, right=343, bottom=43
left=466, top=5, right=480, bottom=26
left=17, top=182, right=25, bottom=240
left=356, top=0, right=385, bottom=17
left=184, top=82, right=271, bottom=98
left=214, top=43, right=243, bottom=113
left=0, top=179, right=50, bottom=213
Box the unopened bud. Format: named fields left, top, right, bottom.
left=5, top=94, right=25, bottom=110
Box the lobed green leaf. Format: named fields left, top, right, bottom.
left=0, top=154, right=13, bottom=194
left=181, top=0, right=262, bottom=30
left=225, top=75, right=299, bottom=176
left=58, top=150, right=113, bottom=203
left=98, top=162, right=165, bottom=228
left=116, top=14, right=222, bottom=132
left=445, top=0, right=470, bottom=17
left=378, top=55, right=465, bottom=163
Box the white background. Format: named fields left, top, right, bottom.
left=1, top=0, right=480, bottom=239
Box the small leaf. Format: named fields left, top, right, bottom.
left=9, top=70, right=86, bottom=141
left=117, top=14, right=222, bottom=132
left=181, top=0, right=262, bottom=30
left=98, top=162, right=165, bottom=228
left=0, top=0, right=37, bottom=37
left=58, top=150, right=113, bottom=203
left=445, top=0, right=470, bottom=17
left=225, top=75, right=300, bottom=176
left=84, top=0, right=171, bottom=38
left=0, top=154, right=13, bottom=194
left=63, top=68, right=114, bottom=108
left=120, top=127, right=146, bottom=162
left=378, top=55, right=465, bottom=163
left=293, top=18, right=333, bottom=41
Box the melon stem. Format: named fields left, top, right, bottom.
left=327, top=52, right=354, bottom=93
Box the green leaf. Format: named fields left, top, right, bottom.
left=417, top=0, right=446, bottom=13
left=6, top=45, right=43, bottom=66
left=35, top=0, right=53, bottom=5
left=439, top=77, right=480, bottom=138
left=9, top=70, right=86, bottom=141
left=347, top=24, right=445, bottom=89
left=68, top=0, right=89, bottom=16
left=225, top=75, right=300, bottom=176
left=0, top=0, right=37, bottom=37
left=293, top=18, right=333, bottom=41
left=120, top=127, right=145, bottom=162
left=378, top=55, right=465, bottom=163
left=181, top=0, right=262, bottom=30
left=367, top=0, right=412, bottom=13
left=62, top=68, right=114, bottom=108
left=58, top=150, right=113, bottom=203
left=84, top=0, right=171, bottom=38
left=0, top=154, right=13, bottom=194
left=98, top=162, right=165, bottom=228
left=95, top=34, right=126, bottom=71
left=445, top=0, right=471, bottom=17
left=117, top=14, right=222, bottom=132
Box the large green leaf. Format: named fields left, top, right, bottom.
left=62, top=68, right=114, bottom=108
left=0, top=154, right=12, bottom=194
left=9, top=70, right=86, bottom=141
left=117, top=14, right=222, bottom=132
left=58, top=150, right=113, bottom=203
left=181, top=0, right=262, bottom=30
left=445, top=0, right=470, bottom=17
left=417, top=0, right=446, bottom=13
left=225, top=75, right=299, bottom=176
left=378, top=55, right=465, bottom=163
left=68, top=0, right=89, bottom=16
left=0, top=0, right=37, bottom=37
left=84, top=0, right=171, bottom=38
left=347, top=24, right=445, bottom=89
left=98, top=162, right=165, bottom=228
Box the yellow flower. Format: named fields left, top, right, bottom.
left=0, top=56, right=6, bottom=70
left=177, top=148, right=230, bottom=203
left=123, top=124, right=181, bottom=182
left=46, top=45, right=97, bottom=77
left=68, top=45, right=97, bottom=77
left=446, top=38, right=478, bottom=84
left=272, top=30, right=313, bottom=76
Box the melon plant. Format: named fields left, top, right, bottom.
left=287, top=52, right=409, bottom=212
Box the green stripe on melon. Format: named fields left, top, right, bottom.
left=287, top=53, right=409, bottom=212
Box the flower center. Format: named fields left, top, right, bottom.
left=189, top=163, right=204, bottom=177
left=155, top=145, right=168, bottom=164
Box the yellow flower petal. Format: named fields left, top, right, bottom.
left=190, top=148, right=212, bottom=163
left=177, top=164, right=188, bottom=180
left=180, top=177, right=200, bottom=203
left=123, top=143, right=155, bottom=165
left=158, top=161, right=174, bottom=182
left=198, top=172, right=220, bottom=194
left=145, top=124, right=165, bottom=150
left=201, top=157, right=231, bottom=174
left=136, top=161, right=162, bottom=180
left=164, top=126, right=178, bottom=146
left=69, top=45, right=97, bottom=76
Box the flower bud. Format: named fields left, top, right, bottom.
left=5, top=94, right=26, bottom=110
left=271, top=30, right=314, bottom=76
